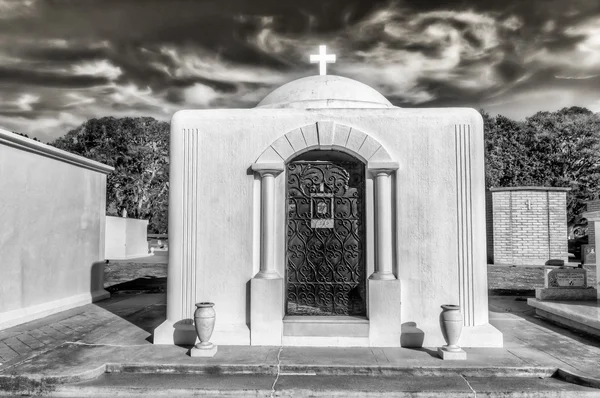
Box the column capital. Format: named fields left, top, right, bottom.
left=367, top=161, right=399, bottom=175
left=252, top=162, right=285, bottom=177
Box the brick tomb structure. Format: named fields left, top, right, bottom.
left=486, top=187, right=570, bottom=266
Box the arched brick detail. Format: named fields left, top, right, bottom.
left=254, top=121, right=395, bottom=169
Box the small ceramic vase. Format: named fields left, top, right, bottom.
left=193, top=302, right=216, bottom=349
left=439, top=304, right=463, bottom=352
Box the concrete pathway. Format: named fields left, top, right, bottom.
left=1, top=292, right=599, bottom=396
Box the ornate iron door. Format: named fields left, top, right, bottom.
left=286, top=161, right=366, bottom=316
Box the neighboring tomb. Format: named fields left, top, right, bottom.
left=580, top=199, right=599, bottom=266
left=536, top=266, right=596, bottom=301
left=529, top=206, right=600, bottom=338
left=581, top=244, right=595, bottom=265
left=529, top=263, right=599, bottom=337
left=581, top=210, right=600, bottom=300
left=154, top=73, right=503, bottom=348
left=486, top=187, right=570, bottom=266
left=105, top=216, right=150, bottom=260
left=547, top=267, right=586, bottom=288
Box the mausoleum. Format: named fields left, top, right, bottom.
left=154, top=72, right=502, bottom=348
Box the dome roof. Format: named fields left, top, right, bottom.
left=256, top=75, right=393, bottom=109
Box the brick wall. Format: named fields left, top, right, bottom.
left=488, top=187, right=569, bottom=266
left=548, top=192, right=568, bottom=259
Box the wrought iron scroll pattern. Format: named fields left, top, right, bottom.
left=286, top=161, right=366, bottom=316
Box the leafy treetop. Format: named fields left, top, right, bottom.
left=52, top=116, right=169, bottom=233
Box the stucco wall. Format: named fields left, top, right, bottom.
left=586, top=200, right=600, bottom=245
left=105, top=216, right=149, bottom=259
left=581, top=200, right=600, bottom=265
left=159, top=107, right=495, bottom=347
left=0, top=130, right=113, bottom=330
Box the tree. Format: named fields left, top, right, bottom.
left=524, top=107, right=600, bottom=231
left=483, top=107, right=600, bottom=235
left=481, top=110, right=538, bottom=188
left=13, top=132, right=41, bottom=142
left=52, top=117, right=170, bottom=233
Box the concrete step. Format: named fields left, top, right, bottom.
left=15, top=373, right=600, bottom=397
left=527, top=298, right=600, bottom=338
left=107, top=363, right=557, bottom=378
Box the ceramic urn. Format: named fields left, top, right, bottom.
left=193, top=302, right=216, bottom=348
left=439, top=304, right=463, bottom=352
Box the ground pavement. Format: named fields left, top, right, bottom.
left=1, top=260, right=600, bottom=396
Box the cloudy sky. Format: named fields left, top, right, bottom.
left=1, top=0, right=599, bottom=142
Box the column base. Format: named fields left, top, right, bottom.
left=251, top=277, right=283, bottom=345
left=368, top=278, right=401, bottom=346
left=369, top=272, right=396, bottom=281
left=253, top=270, right=282, bottom=279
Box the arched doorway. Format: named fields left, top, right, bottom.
left=285, top=150, right=366, bottom=316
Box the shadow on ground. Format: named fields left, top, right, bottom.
left=106, top=276, right=166, bottom=294
left=94, top=262, right=168, bottom=343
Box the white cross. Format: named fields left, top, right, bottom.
left=310, top=45, right=336, bottom=75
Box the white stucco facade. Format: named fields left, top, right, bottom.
left=0, top=129, right=113, bottom=330
left=154, top=75, right=502, bottom=348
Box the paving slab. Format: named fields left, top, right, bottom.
left=3, top=337, right=32, bottom=356
left=1, top=293, right=599, bottom=396
left=490, top=297, right=600, bottom=379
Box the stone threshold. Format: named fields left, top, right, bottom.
left=283, top=315, right=368, bottom=323
left=283, top=316, right=369, bottom=337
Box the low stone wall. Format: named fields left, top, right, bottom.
left=105, top=216, right=149, bottom=259
left=0, top=129, right=113, bottom=330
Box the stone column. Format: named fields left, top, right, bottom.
left=582, top=210, right=600, bottom=299
left=250, top=163, right=285, bottom=345
left=370, top=164, right=399, bottom=280
left=252, top=163, right=284, bottom=279
left=367, top=162, right=401, bottom=346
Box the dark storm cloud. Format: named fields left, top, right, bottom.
left=0, top=67, right=110, bottom=87
left=0, top=0, right=599, bottom=140
left=18, top=46, right=108, bottom=63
